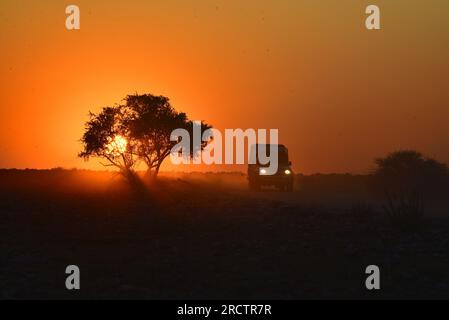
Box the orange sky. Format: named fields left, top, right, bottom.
left=1, top=0, right=448, bottom=174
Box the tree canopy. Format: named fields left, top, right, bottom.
left=79, top=93, right=212, bottom=178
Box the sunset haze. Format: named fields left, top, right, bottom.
left=1, top=0, right=448, bottom=173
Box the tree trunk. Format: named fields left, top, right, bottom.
left=144, top=167, right=159, bottom=181
left=155, top=163, right=162, bottom=176
left=145, top=160, right=163, bottom=181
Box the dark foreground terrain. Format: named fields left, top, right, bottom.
left=1, top=169, right=449, bottom=299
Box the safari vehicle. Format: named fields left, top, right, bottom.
left=248, top=144, right=294, bottom=191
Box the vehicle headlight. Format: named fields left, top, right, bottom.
left=259, top=168, right=267, bottom=175
left=284, top=169, right=291, bottom=175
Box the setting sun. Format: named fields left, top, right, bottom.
left=106, top=135, right=128, bottom=156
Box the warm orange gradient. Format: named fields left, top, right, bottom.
left=1, top=0, right=449, bottom=174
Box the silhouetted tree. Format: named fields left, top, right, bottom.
left=79, top=106, right=137, bottom=177
left=79, top=93, right=212, bottom=179
left=123, top=94, right=212, bottom=178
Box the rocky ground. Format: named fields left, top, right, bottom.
left=1, top=170, right=448, bottom=299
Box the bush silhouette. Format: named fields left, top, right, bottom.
left=374, top=150, right=448, bottom=231
left=374, top=150, right=448, bottom=194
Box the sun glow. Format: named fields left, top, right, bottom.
left=106, top=135, right=128, bottom=156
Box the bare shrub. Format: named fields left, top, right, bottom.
left=383, top=191, right=424, bottom=231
